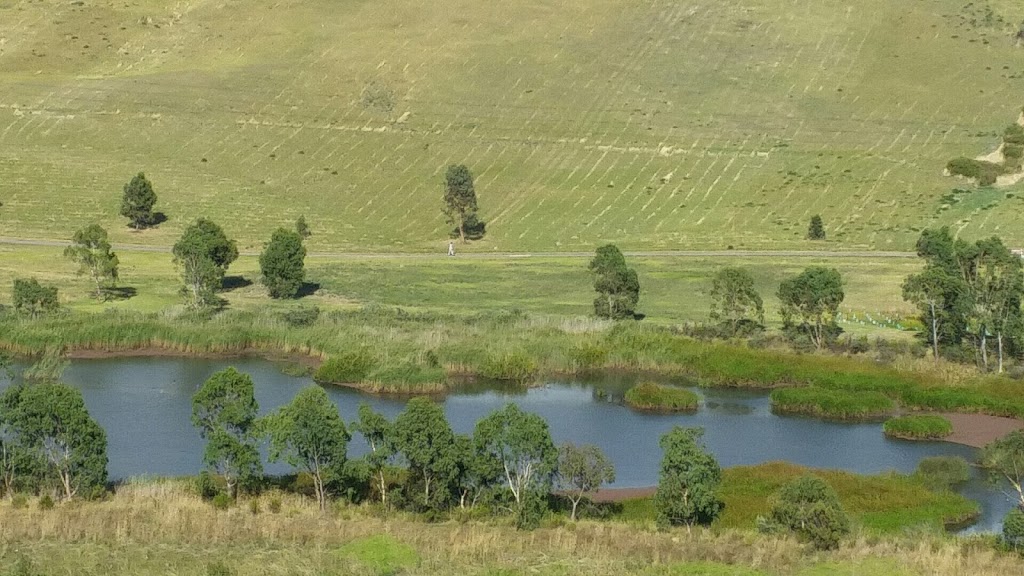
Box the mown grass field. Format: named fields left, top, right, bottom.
left=2, top=0, right=1024, bottom=253
left=0, top=244, right=920, bottom=332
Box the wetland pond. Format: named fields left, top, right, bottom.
left=0, top=356, right=1014, bottom=532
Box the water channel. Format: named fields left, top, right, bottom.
left=0, top=356, right=1015, bottom=532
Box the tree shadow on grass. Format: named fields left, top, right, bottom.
left=104, top=286, right=137, bottom=301
left=296, top=282, right=321, bottom=298
left=150, top=212, right=168, bottom=226
left=221, top=276, right=253, bottom=292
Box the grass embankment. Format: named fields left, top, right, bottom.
left=0, top=470, right=1001, bottom=576
left=3, top=307, right=1024, bottom=419
left=617, top=462, right=978, bottom=535
left=770, top=388, right=894, bottom=420
left=623, top=382, right=699, bottom=412
left=883, top=415, right=954, bottom=440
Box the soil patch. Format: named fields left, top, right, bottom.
left=587, top=486, right=656, bottom=503
left=939, top=412, right=1024, bottom=448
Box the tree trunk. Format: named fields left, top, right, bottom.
left=930, top=301, right=940, bottom=363
left=60, top=469, right=73, bottom=501
left=570, top=497, right=580, bottom=521
left=378, top=470, right=388, bottom=508
left=981, top=331, right=989, bottom=371
left=998, top=332, right=1004, bottom=374
left=459, top=218, right=466, bottom=244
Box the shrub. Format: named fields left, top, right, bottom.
left=883, top=415, right=953, bottom=440
left=281, top=305, right=320, bottom=327
left=915, top=456, right=971, bottom=491
left=268, top=495, right=282, bottom=514
left=1005, top=124, right=1024, bottom=146
left=38, top=494, right=54, bottom=510
left=624, top=382, right=699, bottom=412
left=515, top=491, right=548, bottom=531
left=479, top=351, right=538, bottom=382
left=314, top=350, right=375, bottom=384
left=770, top=387, right=894, bottom=420
left=765, top=475, right=850, bottom=550
left=1004, top=508, right=1024, bottom=552
left=211, top=493, right=232, bottom=510
left=567, top=343, right=608, bottom=371
left=248, top=498, right=260, bottom=515
left=946, top=157, right=1004, bottom=186
left=195, top=470, right=221, bottom=499
left=11, top=494, right=28, bottom=509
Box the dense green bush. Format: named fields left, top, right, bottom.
left=281, top=305, right=320, bottom=327
left=567, top=342, right=608, bottom=371
left=1004, top=124, right=1024, bottom=146
left=314, top=350, right=375, bottom=384
left=882, top=415, right=953, bottom=440
left=1004, top=508, right=1024, bottom=552
left=211, top=493, right=232, bottom=510
left=38, top=494, right=54, bottom=510
left=946, top=157, right=1004, bottom=186
left=770, top=387, right=894, bottom=420
left=624, top=382, right=698, bottom=412
left=763, top=475, right=850, bottom=550
left=915, top=456, right=971, bottom=491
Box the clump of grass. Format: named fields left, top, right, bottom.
left=624, top=382, right=699, bottom=412
left=335, top=534, right=419, bottom=574
left=770, top=387, right=894, bottom=420
left=314, top=350, right=375, bottom=384
left=479, top=350, right=538, bottom=382
left=915, top=456, right=971, bottom=491
left=882, top=415, right=953, bottom=440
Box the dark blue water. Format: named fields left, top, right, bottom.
left=0, top=357, right=1015, bottom=532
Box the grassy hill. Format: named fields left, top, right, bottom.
left=1, top=0, right=1024, bottom=253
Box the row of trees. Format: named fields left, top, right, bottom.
left=903, top=227, right=1024, bottom=371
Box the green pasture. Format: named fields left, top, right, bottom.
left=1, top=0, right=1023, bottom=253
left=0, top=244, right=919, bottom=330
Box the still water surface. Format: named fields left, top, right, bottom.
left=0, top=357, right=1014, bottom=532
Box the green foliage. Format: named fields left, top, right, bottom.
left=806, top=214, right=825, bottom=240
left=589, top=244, right=640, bottom=319
left=314, top=350, right=375, bottom=384
left=475, top=403, right=558, bottom=510
left=211, top=493, right=232, bottom=510
left=624, top=382, right=699, bottom=412
left=654, top=427, right=723, bottom=528
left=443, top=164, right=484, bottom=242
left=191, top=368, right=263, bottom=499
left=268, top=495, right=282, bottom=513
left=765, top=475, right=850, bottom=550
left=514, top=489, right=547, bottom=531
left=38, top=493, right=54, bottom=510
left=63, top=224, right=119, bottom=300
left=770, top=387, right=893, bottom=420
left=708, top=267, right=764, bottom=335
left=353, top=403, right=394, bottom=508
left=392, top=397, right=459, bottom=511
left=266, top=385, right=350, bottom=510
left=980, top=430, right=1024, bottom=509
left=1003, top=508, right=1024, bottom=552
left=567, top=342, right=608, bottom=371
left=194, top=470, right=221, bottom=499
left=1004, top=124, right=1024, bottom=146
left=1, top=382, right=108, bottom=500
left=946, top=157, right=1004, bottom=186
left=12, top=278, right=58, bottom=318
left=281, top=305, right=320, bottom=327
left=120, top=172, right=158, bottom=229
left=173, top=218, right=239, bottom=308
left=295, top=215, right=311, bottom=238
left=479, top=351, right=538, bottom=382
left=557, top=442, right=615, bottom=521
left=915, top=456, right=970, bottom=491
left=259, top=228, right=307, bottom=299
left=777, top=267, right=844, bottom=350
left=882, top=415, right=952, bottom=440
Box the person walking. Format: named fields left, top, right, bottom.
left=447, top=240, right=455, bottom=256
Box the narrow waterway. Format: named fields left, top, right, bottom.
left=0, top=357, right=1014, bottom=532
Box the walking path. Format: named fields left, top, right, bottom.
left=0, top=236, right=916, bottom=260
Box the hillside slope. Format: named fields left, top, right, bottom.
left=1, top=0, right=1022, bottom=252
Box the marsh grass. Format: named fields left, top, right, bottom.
left=0, top=478, right=1012, bottom=576
left=623, top=382, right=699, bottom=412
left=769, top=388, right=895, bottom=420
left=883, top=415, right=954, bottom=440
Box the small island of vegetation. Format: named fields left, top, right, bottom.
left=883, top=415, right=954, bottom=440
left=623, top=382, right=699, bottom=412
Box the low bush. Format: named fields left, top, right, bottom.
left=623, top=382, right=699, bottom=412
left=915, top=456, right=971, bottom=491
left=1005, top=508, right=1024, bottom=552
left=479, top=351, right=538, bottom=382
left=314, top=350, right=375, bottom=384
left=1005, top=124, right=1024, bottom=146
left=281, top=306, right=320, bottom=327
left=770, top=387, right=894, bottom=420
left=946, top=157, right=1004, bottom=186
left=38, top=494, right=54, bottom=510
left=761, top=475, right=850, bottom=550
left=211, top=493, right=232, bottom=510
left=882, top=415, right=953, bottom=440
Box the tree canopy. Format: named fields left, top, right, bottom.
left=709, top=267, right=764, bottom=335
left=807, top=215, right=825, bottom=240
left=12, top=278, right=58, bottom=318
left=778, top=266, right=844, bottom=350
left=391, top=397, right=459, bottom=510
left=120, top=172, right=158, bottom=229
left=589, top=244, right=640, bottom=319
left=980, top=429, right=1024, bottom=510
left=557, top=442, right=615, bottom=521
left=64, top=224, right=119, bottom=300
left=442, top=164, right=485, bottom=242
left=191, top=367, right=262, bottom=498
left=353, top=402, right=394, bottom=507
left=259, top=228, right=307, bottom=299
left=765, top=475, right=850, bottom=550
left=173, top=218, right=238, bottom=308
left=653, top=426, right=723, bottom=529
left=474, top=403, right=558, bottom=508
left=1, top=382, right=107, bottom=500
left=266, top=385, right=349, bottom=510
